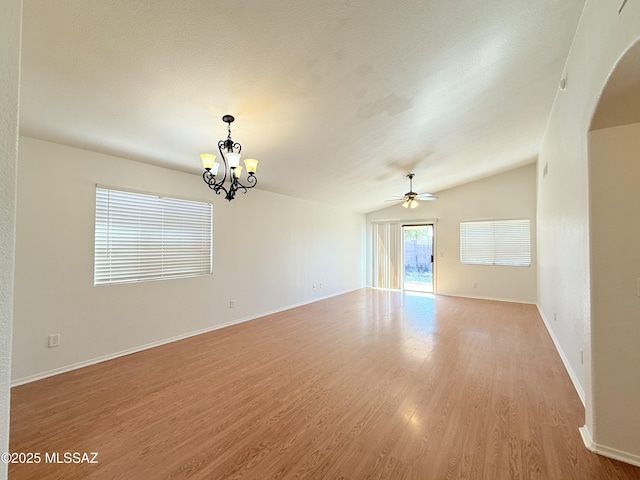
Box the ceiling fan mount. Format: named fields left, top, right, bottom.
left=405, top=173, right=418, bottom=196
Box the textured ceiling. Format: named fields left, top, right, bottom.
left=20, top=0, right=586, bottom=212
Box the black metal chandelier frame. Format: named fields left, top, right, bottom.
left=202, top=115, right=257, bottom=201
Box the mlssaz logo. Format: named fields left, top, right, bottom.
left=45, top=452, right=99, bottom=464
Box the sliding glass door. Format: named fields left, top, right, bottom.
left=402, top=224, right=434, bottom=293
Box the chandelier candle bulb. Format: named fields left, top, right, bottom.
left=234, top=166, right=243, bottom=178
left=200, top=153, right=216, bottom=170
left=226, top=152, right=241, bottom=168
left=244, top=158, right=258, bottom=174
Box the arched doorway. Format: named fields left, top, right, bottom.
left=586, top=38, right=640, bottom=464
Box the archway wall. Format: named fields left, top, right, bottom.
left=589, top=123, right=640, bottom=461
left=537, top=0, right=640, bottom=465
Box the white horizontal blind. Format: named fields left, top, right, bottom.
left=460, top=219, right=530, bottom=266
left=95, top=187, right=212, bottom=285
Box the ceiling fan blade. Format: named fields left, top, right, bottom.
left=418, top=196, right=438, bottom=201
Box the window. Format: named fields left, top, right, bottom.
left=460, top=219, right=530, bottom=266
left=94, top=187, right=212, bottom=285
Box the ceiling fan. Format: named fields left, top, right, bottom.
left=386, top=173, right=438, bottom=209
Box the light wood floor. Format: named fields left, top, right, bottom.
left=9, top=289, right=640, bottom=479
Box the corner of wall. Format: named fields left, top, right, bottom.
left=0, top=1, right=22, bottom=478
left=579, top=425, right=640, bottom=468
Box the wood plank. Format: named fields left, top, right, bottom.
left=9, top=289, right=640, bottom=479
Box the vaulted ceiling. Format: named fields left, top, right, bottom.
left=20, top=0, right=586, bottom=212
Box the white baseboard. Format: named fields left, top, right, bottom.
left=440, top=293, right=537, bottom=305
left=579, top=426, right=592, bottom=449
left=368, top=287, right=536, bottom=305
left=11, top=287, right=364, bottom=387
left=536, top=304, right=585, bottom=405
left=535, top=308, right=640, bottom=469
left=580, top=425, right=640, bottom=467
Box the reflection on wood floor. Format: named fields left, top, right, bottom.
left=9, top=289, right=640, bottom=479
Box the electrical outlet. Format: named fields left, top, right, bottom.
left=319, top=282, right=323, bottom=289
left=48, top=334, right=60, bottom=348
left=229, top=300, right=235, bottom=309
left=472, top=282, right=477, bottom=288
left=580, top=350, right=584, bottom=364
left=554, top=312, right=557, bottom=322
left=312, top=284, right=316, bottom=290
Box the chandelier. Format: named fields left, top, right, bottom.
left=200, top=115, right=258, bottom=201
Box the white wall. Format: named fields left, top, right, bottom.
left=12, top=137, right=366, bottom=383
left=537, top=0, right=640, bottom=466
left=0, top=1, right=21, bottom=478
left=589, top=123, right=640, bottom=460
left=367, top=164, right=537, bottom=304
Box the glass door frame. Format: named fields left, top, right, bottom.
left=401, top=222, right=436, bottom=294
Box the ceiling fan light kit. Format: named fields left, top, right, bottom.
left=200, top=115, right=258, bottom=202
left=403, top=197, right=420, bottom=209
